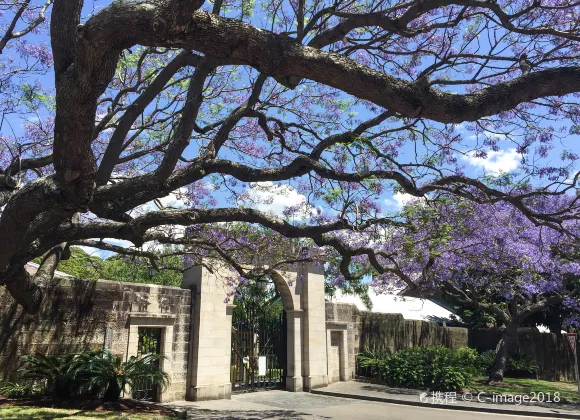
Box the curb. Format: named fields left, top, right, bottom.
left=310, top=389, right=580, bottom=419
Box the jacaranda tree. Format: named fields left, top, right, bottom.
left=0, top=0, right=580, bottom=314
left=368, top=193, right=580, bottom=382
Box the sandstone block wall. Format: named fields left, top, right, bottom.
left=325, top=302, right=468, bottom=380
left=325, top=302, right=361, bottom=380
left=0, top=276, right=191, bottom=402
left=325, top=301, right=577, bottom=383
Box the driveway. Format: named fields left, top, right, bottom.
left=165, top=390, right=554, bottom=419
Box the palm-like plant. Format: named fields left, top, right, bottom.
left=79, top=350, right=169, bottom=401
left=20, top=353, right=84, bottom=398
left=0, top=381, right=35, bottom=397
left=19, top=350, right=169, bottom=401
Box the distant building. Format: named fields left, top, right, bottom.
left=328, top=288, right=457, bottom=324
left=25, top=262, right=72, bottom=278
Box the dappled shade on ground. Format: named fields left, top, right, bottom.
left=470, top=377, right=580, bottom=403
left=0, top=396, right=174, bottom=419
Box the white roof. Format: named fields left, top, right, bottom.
left=329, top=289, right=456, bottom=322
left=25, top=262, right=72, bottom=278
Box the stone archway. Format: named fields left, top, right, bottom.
left=182, top=261, right=328, bottom=401
left=269, top=269, right=295, bottom=311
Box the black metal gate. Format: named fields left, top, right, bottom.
left=231, top=309, right=286, bottom=392
left=132, top=327, right=162, bottom=401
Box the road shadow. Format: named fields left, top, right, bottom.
left=171, top=407, right=330, bottom=419
left=359, top=384, right=422, bottom=396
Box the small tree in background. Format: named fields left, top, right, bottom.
left=446, top=283, right=580, bottom=334
left=367, top=194, right=580, bottom=382
left=43, top=246, right=183, bottom=286
left=232, top=275, right=283, bottom=323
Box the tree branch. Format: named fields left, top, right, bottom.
left=78, top=6, right=580, bottom=124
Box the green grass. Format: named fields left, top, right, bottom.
left=469, top=377, right=580, bottom=403
left=0, top=406, right=172, bottom=419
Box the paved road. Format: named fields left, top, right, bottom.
left=313, top=380, right=580, bottom=418
left=166, top=391, right=557, bottom=419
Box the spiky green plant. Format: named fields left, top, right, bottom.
left=78, top=350, right=169, bottom=401
left=20, top=353, right=85, bottom=398
left=0, top=381, right=35, bottom=398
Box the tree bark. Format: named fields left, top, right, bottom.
left=489, top=326, right=517, bottom=382
left=103, top=377, right=121, bottom=402
left=80, top=5, right=580, bottom=124
left=3, top=265, right=43, bottom=314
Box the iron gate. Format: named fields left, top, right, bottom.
left=132, top=327, right=162, bottom=401
left=231, top=309, right=286, bottom=392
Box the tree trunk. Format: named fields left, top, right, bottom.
left=489, top=327, right=517, bottom=382
left=103, top=378, right=121, bottom=402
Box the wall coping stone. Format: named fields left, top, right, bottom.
left=39, top=276, right=190, bottom=295
left=129, top=313, right=177, bottom=320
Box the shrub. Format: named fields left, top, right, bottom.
left=433, top=366, right=471, bottom=391
left=453, top=347, right=480, bottom=368
left=19, top=349, right=169, bottom=401
left=506, top=349, right=538, bottom=377
left=357, top=349, right=390, bottom=378
left=357, top=346, right=479, bottom=392
left=0, top=381, right=35, bottom=398
left=477, top=349, right=538, bottom=378
left=20, top=353, right=85, bottom=398
left=478, top=350, right=496, bottom=372
left=78, top=349, right=169, bottom=402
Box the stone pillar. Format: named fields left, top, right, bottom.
left=183, top=266, right=234, bottom=401
left=300, top=262, right=329, bottom=390
left=285, top=309, right=303, bottom=391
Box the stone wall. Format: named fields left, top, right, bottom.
left=325, top=301, right=577, bottom=383
left=325, top=301, right=469, bottom=380
left=359, top=313, right=468, bottom=351
left=325, top=302, right=360, bottom=380
left=3, top=279, right=576, bottom=403
left=0, top=276, right=192, bottom=402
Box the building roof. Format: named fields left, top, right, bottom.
left=25, top=262, right=72, bottom=278
left=329, top=289, right=457, bottom=323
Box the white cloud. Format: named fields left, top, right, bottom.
left=74, top=239, right=134, bottom=259
left=384, top=192, right=416, bottom=210
left=132, top=189, right=189, bottom=216
left=75, top=190, right=191, bottom=256
left=238, top=182, right=316, bottom=219
left=129, top=189, right=189, bottom=241
left=462, top=148, right=520, bottom=175
left=103, top=238, right=134, bottom=248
